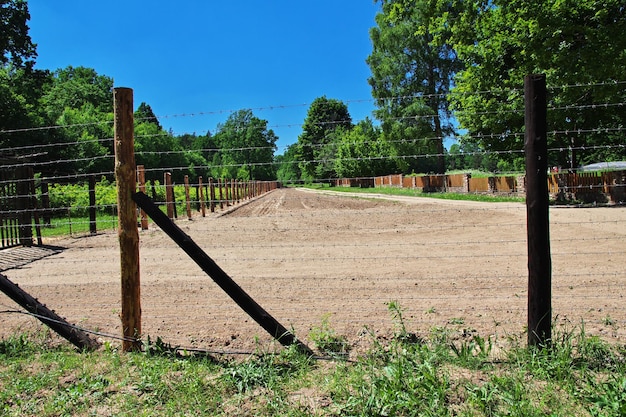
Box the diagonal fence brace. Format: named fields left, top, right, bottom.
left=132, top=191, right=313, bottom=356
left=0, top=273, right=100, bottom=351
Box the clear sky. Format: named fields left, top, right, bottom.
left=27, top=1, right=381, bottom=154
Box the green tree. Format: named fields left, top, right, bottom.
left=334, top=118, right=395, bottom=178
left=35, top=66, right=114, bottom=174
left=276, top=144, right=301, bottom=183
left=135, top=102, right=162, bottom=130
left=41, top=66, right=113, bottom=123
left=211, top=109, right=277, bottom=180
left=0, top=0, right=37, bottom=70
left=451, top=0, right=626, bottom=168
left=296, top=96, right=352, bottom=181
left=0, top=0, right=49, bottom=155
left=367, top=0, right=464, bottom=174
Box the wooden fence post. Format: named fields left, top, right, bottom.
left=209, top=177, right=216, bottom=213
left=164, top=172, right=174, bottom=219
left=88, top=175, right=97, bottom=234
left=524, top=74, right=552, bottom=347
left=16, top=167, right=33, bottom=246
left=114, top=87, right=141, bottom=352
left=137, top=166, right=149, bottom=230
left=198, top=176, right=206, bottom=217
left=218, top=178, right=224, bottom=210
left=41, top=181, right=51, bottom=226
left=184, top=175, right=192, bottom=220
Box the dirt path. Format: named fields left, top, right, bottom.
left=1, top=188, right=624, bottom=354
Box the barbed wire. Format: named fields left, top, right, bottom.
left=0, top=80, right=624, bottom=137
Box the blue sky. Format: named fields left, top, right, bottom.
left=27, top=1, right=381, bottom=153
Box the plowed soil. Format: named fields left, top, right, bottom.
left=1, top=188, right=624, bottom=355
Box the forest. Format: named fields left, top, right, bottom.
left=1, top=0, right=625, bottom=183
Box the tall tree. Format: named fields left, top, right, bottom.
left=38, top=66, right=114, bottom=174
left=211, top=109, right=277, bottom=180
left=276, top=143, right=302, bottom=183
left=0, top=0, right=37, bottom=69
left=367, top=0, right=464, bottom=174
left=296, top=96, right=352, bottom=181
left=334, top=118, right=395, bottom=178
left=451, top=0, right=626, bottom=168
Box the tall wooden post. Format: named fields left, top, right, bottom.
left=198, top=176, right=206, bottom=217
left=218, top=178, right=224, bottom=210
left=164, top=172, right=174, bottom=219
left=16, top=167, right=33, bottom=246
left=137, top=165, right=149, bottom=230
left=209, top=177, right=216, bottom=213
left=184, top=175, right=192, bottom=220
left=88, top=175, right=97, bottom=234
left=114, top=87, right=141, bottom=352
left=524, top=74, right=552, bottom=347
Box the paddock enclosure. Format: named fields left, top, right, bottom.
left=0, top=187, right=624, bottom=354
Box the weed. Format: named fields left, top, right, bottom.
left=308, top=314, right=349, bottom=355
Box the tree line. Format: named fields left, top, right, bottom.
left=1, top=0, right=625, bottom=185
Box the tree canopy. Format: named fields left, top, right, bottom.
left=367, top=0, right=464, bottom=174
left=210, top=109, right=277, bottom=180
left=296, top=96, right=353, bottom=181
left=0, top=0, right=36, bottom=69
left=2, top=0, right=625, bottom=183
left=450, top=0, right=626, bottom=168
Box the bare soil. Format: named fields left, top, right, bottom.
left=1, top=188, right=624, bottom=355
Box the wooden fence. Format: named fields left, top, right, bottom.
left=136, top=166, right=281, bottom=227
left=548, top=170, right=626, bottom=203
left=0, top=166, right=37, bottom=248
left=335, top=170, right=626, bottom=203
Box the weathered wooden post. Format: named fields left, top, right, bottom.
left=524, top=74, right=552, bottom=347
left=198, top=176, right=206, bottom=217
left=114, top=87, right=142, bottom=352
left=209, top=177, right=216, bottom=213
left=41, top=181, right=51, bottom=226
left=16, top=166, right=33, bottom=246
left=218, top=178, right=224, bottom=210
left=184, top=175, right=192, bottom=220
left=88, top=175, right=97, bottom=234
left=164, top=172, right=174, bottom=219
left=137, top=165, right=149, bottom=230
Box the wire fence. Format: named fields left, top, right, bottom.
left=0, top=81, right=624, bottom=355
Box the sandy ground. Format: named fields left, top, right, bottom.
left=1, top=188, right=624, bottom=355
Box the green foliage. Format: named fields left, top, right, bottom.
left=334, top=118, right=396, bottom=178
left=210, top=109, right=277, bottom=181
left=1, top=320, right=625, bottom=416
left=309, top=314, right=349, bottom=355
left=450, top=0, right=626, bottom=168
left=45, top=177, right=117, bottom=216
left=296, top=96, right=352, bottom=180
left=275, top=144, right=302, bottom=184
left=0, top=0, right=37, bottom=69
left=367, top=0, right=464, bottom=175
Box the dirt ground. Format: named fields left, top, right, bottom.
left=1, top=188, right=624, bottom=355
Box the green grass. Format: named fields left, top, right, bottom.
left=302, top=183, right=526, bottom=203
left=35, top=214, right=118, bottom=239
left=1, top=312, right=624, bottom=416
